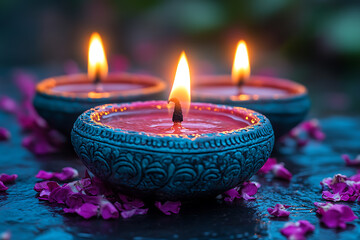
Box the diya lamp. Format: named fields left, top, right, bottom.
left=71, top=52, right=275, bottom=200
left=33, top=33, right=166, bottom=135
left=192, top=41, right=310, bottom=138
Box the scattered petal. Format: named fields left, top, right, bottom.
left=35, top=167, right=78, bottom=181
left=100, top=199, right=119, bottom=219
left=0, top=181, right=8, bottom=191
left=281, top=119, right=325, bottom=148
left=155, top=201, right=181, bottom=215
left=0, top=174, right=17, bottom=183
left=342, top=154, right=360, bottom=166
left=241, top=181, right=260, bottom=200
left=281, top=220, right=315, bottom=240
left=223, top=188, right=241, bottom=202
left=65, top=203, right=99, bottom=219
left=272, top=163, right=292, bottom=181
left=0, top=128, right=10, bottom=141
left=0, top=96, right=18, bottom=114
left=258, top=158, right=277, bottom=174
left=315, top=203, right=358, bottom=229
left=267, top=204, right=290, bottom=217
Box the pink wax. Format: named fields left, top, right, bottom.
left=195, top=85, right=288, bottom=98
left=193, top=76, right=304, bottom=101
left=95, top=103, right=255, bottom=135
left=51, top=83, right=145, bottom=94
left=36, top=73, right=166, bottom=99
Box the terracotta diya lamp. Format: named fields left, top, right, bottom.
left=71, top=52, right=274, bottom=200
left=192, top=41, right=310, bottom=138
left=34, top=33, right=166, bottom=135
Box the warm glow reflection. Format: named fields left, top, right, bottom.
left=169, top=51, right=191, bottom=115
left=232, top=40, right=250, bottom=86
left=88, top=32, right=108, bottom=82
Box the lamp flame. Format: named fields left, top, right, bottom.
left=232, top=40, right=250, bottom=86
left=88, top=32, right=108, bottom=83
left=169, top=51, right=191, bottom=115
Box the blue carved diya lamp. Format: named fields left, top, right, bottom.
left=71, top=52, right=274, bottom=200
left=192, top=41, right=310, bottom=138
left=33, top=33, right=166, bottom=135
left=71, top=101, right=274, bottom=200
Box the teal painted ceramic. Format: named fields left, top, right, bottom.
left=192, top=76, right=310, bottom=138
left=33, top=73, right=167, bottom=136
left=71, top=101, right=275, bottom=200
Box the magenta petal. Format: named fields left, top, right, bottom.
left=339, top=206, right=358, bottom=223
left=75, top=203, right=99, bottom=219
left=223, top=188, right=241, bottom=202
left=118, top=194, right=145, bottom=208
left=267, top=204, right=290, bottom=217
left=13, top=70, right=36, bottom=100
left=258, top=158, right=277, bottom=174
left=36, top=170, right=54, bottom=180
left=272, top=164, right=292, bottom=181
left=321, top=208, right=343, bottom=229
left=53, top=167, right=79, bottom=181
left=49, top=185, right=74, bottom=204
left=22, top=134, right=58, bottom=155
left=34, top=181, right=60, bottom=192
left=100, top=200, right=119, bottom=219
left=342, top=154, right=360, bottom=166
left=66, top=194, right=100, bottom=208
left=0, top=181, right=8, bottom=191
left=319, top=204, right=358, bottom=229
left=0, top=128, right=11, bottom=141
left=155, top=201, right=181, bottom=215
left=0, top=174, right=17, bottom=183
left=0, top=96, right=18, bottom=114
left=281, top=220, right=315, bottom=239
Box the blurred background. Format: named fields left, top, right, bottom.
left=0, top=0, right=359, bottom=116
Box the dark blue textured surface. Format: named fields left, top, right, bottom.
left=1, top=110, right=360, bottom=239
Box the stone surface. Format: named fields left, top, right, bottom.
left=0, top=110, right=360, bottom=239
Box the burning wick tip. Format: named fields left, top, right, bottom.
left=168, top=97, right=183, bottom=124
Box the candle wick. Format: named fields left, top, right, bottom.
left=168, top=97, right=183, bottom=124
left=94, top=71, right=103, bottom=92
left=94, top=71, right=101, bottom=85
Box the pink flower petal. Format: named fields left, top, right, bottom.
left=0, top=96, right=18, bottom=114
left=272, top=164, right=292, bottom=181
left=223, top=188, right=241, bottom=202
left=35, top=168, right=78, bottom=181
left=100, top=200, right=119, bottom=219
left=53, top=167, right=79, bottom=181
left=315, top=203, right=358, bottom=229
left=0, top=128, right=10, bottom=141
left=36, top=170, right=54, bottom=180
left=73, top=203, right=99, bottom=219
left=281, top=220, right=315, bottom=239
left=34, top=181, right=60, bottom=192
left=13, top=70, right=36, bottom=100
left=314, top=202, right=333, bottom=215
left=119, top=208, right=148, bottom=219
left=0, top=174, right=17, bottom=183
left=342, top=154, right=360, bottom=166
left=258, top=158, right=277, bottom=174
left=49, top=185, right=74, bottom=204
left=241, top=181, right=260, bottom=200
left=155, top=201, right=181, bottom=215
left=267, top=204, right=291, bottom=217
left=0, top=181, right=8, bottom=191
